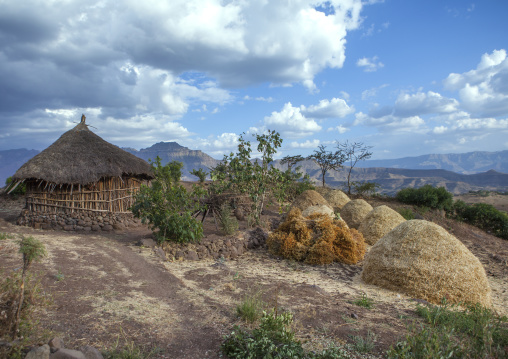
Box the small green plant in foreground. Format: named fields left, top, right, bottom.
left=222, top=310, right=350, bottom=358
left=236, top=293, right=265, bottom=323
left=351, top=330, right=376, bottom=353
left=353, top=293, right=374, bottom=309
left=387, top=301, right=508, bottom=358
left=0, top=232, right=15, bottom=240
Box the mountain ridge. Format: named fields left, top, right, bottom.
left=2, top=144, right=508, bottom=195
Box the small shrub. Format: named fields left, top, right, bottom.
left=0, top=232, right=15, bottom=240
left=397, top=208, right=415, bottom=220
left=353, top=293, right=374, bottom=309
left=352, top=181, right=380, bottom=197
left=453, top=201, right=508, bottom=240
left=396, top=185, right=453, bottom=212
left=351, top=330, right=376, bottom=353
left=236, top=293, right=265, bottom=323
left=217, top=202, right=239, bottom=235
left=131, top=157, right=206, bottom=244
left=190, top=168, right=208, bottom=183
left=388, top=301, right=508, bottom=358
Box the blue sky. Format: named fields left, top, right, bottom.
left=1, top=0, right=507, bottom=160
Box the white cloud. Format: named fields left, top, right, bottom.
left=443, top=49, right=508, bottom=117
left=327, top=125, right=349, bottom=133
left=354, top=112, right=425, bottom=133
left=356, top=56, right=384, bottom=72
left=300, top=98, right=354, bottom=118
left=393, top=91, right=459, bottom=117
left=264, top=102, right=322, bottom=138
left=361, top=84, right=389, bottom=100
left=290, top=139, right=321, bottom=148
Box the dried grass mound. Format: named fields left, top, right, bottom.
left=267, top=208, right=366, bottom=265
left=290, top=190, right=331, bottom=212
left=340, top=199, right=373, bottom=229
left=358, top=205, right=406, bottom=245
left=302, top=205, right=334, bottom=218
left=316, top=187, right=350, bottom=211
left=362, top=220, right=492, bottom=307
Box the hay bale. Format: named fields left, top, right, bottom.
left=358, top=205, right=406, bottom=245
left=316, top=187, right=350, bottom=211
left=362, top=220, right=492, bottom=307
left=340, top=199, right=373, bottom=229
left=302, top=205, right=334, bottom=218
left=267, top=208, right=365, bottom=265
left=290, top=190, right=331, bottom=212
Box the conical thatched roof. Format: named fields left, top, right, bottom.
left=12, top=117, right=153, bottom=185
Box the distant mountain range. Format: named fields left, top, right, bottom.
left=2, top=144, right=508, bottom=195
left=357, top=150, right=508, bottom=174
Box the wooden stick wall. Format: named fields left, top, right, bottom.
left=25, top=177, right=147, bottom=214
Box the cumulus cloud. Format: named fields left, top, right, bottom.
left=356, top=56, right=384, bottom=72
left=290, top=139, right=321, bottom=148
left=393, top=91, right=459, bottom=117
left=354, top=112, right=425, bottom=133
left=264, top=102, right=322, bottom=138
left=432, top=111, right=508, bottom=134
left=300, top=98, right=354, bottom=118
left=443, top=49, right=508, bottom=117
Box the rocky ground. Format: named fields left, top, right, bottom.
left=0, top=193, right=507, bottom=358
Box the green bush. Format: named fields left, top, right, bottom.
left=397, top=208, right=415, bottom=220
left=453, top=200, right=508, bottom=240
left=396, top=185, right=453, bottom=212
left=222, top=310, right=349, bottom=358
left=190, top=168, right=208, bottom=183
left=130, top=157, right=206, bottom=244
left=236, top=293, right=265, bottom=323
left=388, top=301, right=508, bottom=358
left=352, top=181, right=380, bottom=197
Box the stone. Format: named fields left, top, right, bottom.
left=230, top=246, right=238, bottom=259
left=175, top=250, right=185, bottom=259
left=48, top=338, right=64, bottom=352
left=102, top=224, right=113, bottom=231
left=91, top=225, right=100, bottom=231
left=155, top=247, right=167, bottom=261
left=112, top=223, right=125, bottom=230
left=63, top=225, right=74, bottom=231
left=83, top=227, right=92, bottom=232
left=137, top=238, right=156, bottom=248
left=50, top=348, right=86, bottom=359
left=25, top=344, right=50, bottom=359
left=186, top=250, right=199, bottom=261
left=79, top=346, right=104, bottom=359
left=234, top=207, right=245, bottom=221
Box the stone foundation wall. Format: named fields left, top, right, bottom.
left=16, top=209, right=142, bottom=231
left=161, top=227, right=269, bottom=261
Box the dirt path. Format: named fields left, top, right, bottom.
left=1, top=196, right=507, bottom=358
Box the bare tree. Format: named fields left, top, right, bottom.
left=338, top=141, right=373, bottom=195
left=307, top=145, right=345, bottom=187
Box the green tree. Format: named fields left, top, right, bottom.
left=131, top=157, right=206, bottom=243
left=280, top=154, right=305, bottom=170
left=210, top=130, right=283, bottom=223
left=190, top=168, right=209, bottom=183
left=338, top=141, right=373, bottom=195
left=307, top=145, right=345, bottom=187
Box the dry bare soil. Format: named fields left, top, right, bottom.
left=0, top=195, right=507, bottom=358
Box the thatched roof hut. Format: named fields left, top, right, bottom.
left=11, top=115, right=153, bottom=218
